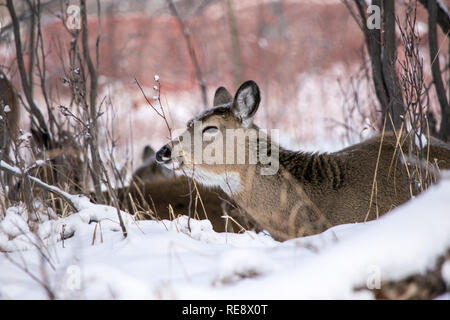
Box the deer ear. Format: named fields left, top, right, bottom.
left=213, top=86, right=232, bottom=106
left=142, top=145, right=155, bottom=161
left=232, top=80, right=260, bottom=127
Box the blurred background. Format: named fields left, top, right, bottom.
left=1, top=0, right=449, bottom=174
left=3, top=1, right=450, bottom=300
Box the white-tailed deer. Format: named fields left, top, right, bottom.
left=156, top=80, right=450, bottom=241
left=131, top=145, right=174, bottom=184
left=125, top=144, right=258, bottom=232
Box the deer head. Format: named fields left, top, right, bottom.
left=156, top=80, right=278, bottom=195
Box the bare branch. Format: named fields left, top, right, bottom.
left=419, top=0, right=450, bottom=36
left=347, top=0, right=404, bottom=131
left=0, top=160, right=78, bottom=211
left=80, top=0, right=103, bottom=201
left=428, top=0, right=450, bottom=141
left=381, top=0, right=405, bottom=130
left=167, top=0, right=208, bottom=108
left=6, top=0, right=50, bottom=140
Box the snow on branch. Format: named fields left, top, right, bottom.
left=0, top=160, right=81, bottom=211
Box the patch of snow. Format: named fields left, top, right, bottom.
left=18, top=132, right=32, bottom=142
left=415, top=132, right=428, bottom=148
left=35, top=160, right=46, bottom=166
left=435, top=292, right=450, bottom=300
left=216, top=249, right=278, bottom=284
left=415, top=22, right=428, bottom=37
left=81, top=264, right=154, bottom=299
left=442, top=260, right=450, bottom=287
left=1, top=174, right=450, bottom=299
left=0, top=199, right=134, bottom=252
left=0, top=208, right=30, bottom=238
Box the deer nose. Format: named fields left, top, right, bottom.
left=156, top=145, right=172, bottom=163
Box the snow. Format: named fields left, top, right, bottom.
left=1, top=175, right=450, bottom=299
left=442, top=260, right=450, bottom=287
left=18, top=132, right=32, bottom=142
left=35, top=160, right=45, bottom=166
left=436, top=292, right=450, bottom=300
left=215, top=249, right=279, bottom=284
left=0, top=160, right=22, bottom=175
left=415, top=132, right=428, bottom=149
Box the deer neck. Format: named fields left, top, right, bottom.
left=227, top=148, right=345, bottom=200
left=218, top=149, right=333, bottom=241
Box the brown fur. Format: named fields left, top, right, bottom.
left=33, top=141, right=83, bottom=190
left=111, top=145, right=257, bottom=233
left=156, top=81, right=450, bottom=241
left=131, top=145, right=174, bottom=185
left=0, top=71, right=20, bottom=159
left=112, top=175, right=257, bottom=233
left=118, top=177, right=236, bottom=232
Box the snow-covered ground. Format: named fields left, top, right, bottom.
left=1, top=174, right=450, bottom=299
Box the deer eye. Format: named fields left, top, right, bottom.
left=202, top=126, right=218, bottom=134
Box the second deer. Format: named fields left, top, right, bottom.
left=116, top=145, right=257, bottom=232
